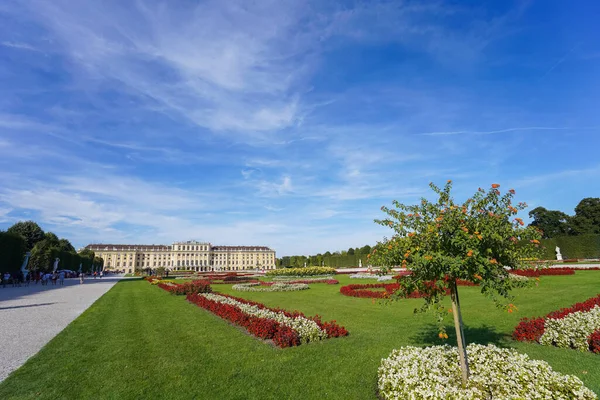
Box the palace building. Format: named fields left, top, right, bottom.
left=85, top=240, right=277, bottom=274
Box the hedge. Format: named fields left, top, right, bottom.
left=540, top=234, right=600, bottom=260
left=0, top=231, right=28, bottom=274
left=266, top=266, right=337, bottom=277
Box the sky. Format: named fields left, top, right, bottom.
left=1, top=0, right=599, bottom=256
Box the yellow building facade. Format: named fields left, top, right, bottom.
left=86, top=240, right=276, bottom=274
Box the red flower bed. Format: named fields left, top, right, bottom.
left=513, top=294, right=600, bottom=343
left=157, top=280, right=212, bottom=295
left=512, top=317, right=546, bottom=342
left=589, top=330, right=600, bottom=354
left=340, top=278, right=477, bottom=299
left=186, top=293, right=347, bottom=347
left=510, top=268, right=576, bottom=277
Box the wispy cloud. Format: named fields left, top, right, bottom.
left=1, top=41, right=38, bottom=51
left=419, top=127, right=593, bottom=136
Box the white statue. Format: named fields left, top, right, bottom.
left=555, top=246, right=563, bottom=261
left=21, top=252, right=31, bottom=279
left=303, top=261, right=307, bottom=268
left=53, top=258, right=60, bottom=273
left=358, top=259, right=362, bottom=268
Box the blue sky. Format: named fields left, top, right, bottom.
left=1, top=0, right=599, bottom=256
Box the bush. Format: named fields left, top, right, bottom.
left=378, top=344, right=596, bottom=399
left=266, top=266, right=336, bottom=277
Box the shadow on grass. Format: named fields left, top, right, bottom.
left=411, top=323, right=509, bottom=347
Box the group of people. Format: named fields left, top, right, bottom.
left=1, top=270, right=105, bottom=288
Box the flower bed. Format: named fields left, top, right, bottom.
left=340, top=279, right=477, bottom=299
left=340, top=283, right=399, bottom=299
left=186, top=292, right=348, bottom=347
left=265, top=267, right=336, bottom=277
left=513, top=294, right=600, bottom=353
left=157, top=280, right=212, bottom=296
left=510, top=268, right=576, bottom=277
left=232, top=282, right=309, bottom=292
left=272, top=276, right=335, bottom=282
left=265, top=279, right=338, bottom=285
left=349, top=273, right=395, bottom=281
left=378, top=343, right=596, bottom=399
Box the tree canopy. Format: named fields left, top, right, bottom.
left=7, top=221, right=45, bottom=251
left=370, top=181, right=543, bottom=384
left=528, top=207, right=571, bottom=238
left=527, top=197, right=600, bottom=237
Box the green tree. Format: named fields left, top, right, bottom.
left=347, top=247, right=355, bottom=255
left=0, top=231, right=28, bottom=274
left=94, top=256, right=104, bottom=270
left=7, top=221, right=45, bottom=251
left=44, top=232, right=60, bottom=246
left=29, top=239, right=55, bottom=272
left=58, top=238, right=76, bottom=253
left=528, top=206, right=572, bottom=238
left=371, top=181, right=543, bottom=385
left=571, top=197, right=600, bottom=235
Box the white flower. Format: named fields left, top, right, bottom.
left=232, top=282, right=309, bottom=292
left=200, top=293, right=327, bottom=344
left=540, top=305, right=600, bottom=351
left=378, top=343, right=596, bottom=400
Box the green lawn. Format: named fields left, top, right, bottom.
left=1, top=273, right=599, bottom=399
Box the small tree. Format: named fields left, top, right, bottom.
left=370, top=181, right=543, bottom=386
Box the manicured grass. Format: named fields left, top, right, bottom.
left=1, top=273, right=599, bottom=399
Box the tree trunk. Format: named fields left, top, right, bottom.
left=450, top=279, right=470, bottom=386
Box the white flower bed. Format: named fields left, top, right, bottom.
left=350, top=273, right=394, bottom=281
left=200, top=293, right=327, bottom=343
left=540, top=305, right=600, bottom=351
left=272, top=276, right=334, bottom=281
left=378, top=343, right=596, bottom=400
left=232, top=282, right=309, bottom=292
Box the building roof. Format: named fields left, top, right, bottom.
left=85, top=244, right=274, bottom=252
left=212, top=246, right=272, bottom=251
left=86, top=244, right=171, bottom=251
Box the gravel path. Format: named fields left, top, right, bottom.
left=0, top=276, right=124, bottom=382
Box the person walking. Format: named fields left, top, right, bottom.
left=79, top=272, right=84, bottom=284
left=2, top=272, right=9, bottom=288
left=59, top=270, right=65, bottom=286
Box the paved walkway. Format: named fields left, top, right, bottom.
left=0, top=276, right=124, bottom=382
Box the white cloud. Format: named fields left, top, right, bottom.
left=11, top=0, right=317, bottom=136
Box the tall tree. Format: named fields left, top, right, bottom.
left=371, top=181, right=542, bottom=386
left=58, top=238, right=76, bottom=253
left=29, top=239, right=55, bottom=272
left=571, top=198, right=600, bottom=235
left=44, top=232, right=60, bottom=246
left=7, top=221, right=45, bottom=251
left=347, top=247, right=355, bottom=255
left=528, top=206, right=571, bottom=238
